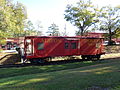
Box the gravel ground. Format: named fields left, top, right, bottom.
left=101, top=53, right=120, bottom=59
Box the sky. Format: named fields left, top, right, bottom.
left=14, top=0, right=120, bottom=36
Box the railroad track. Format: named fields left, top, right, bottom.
left=0, top=57, right=119, bottom=68
left=0, top=59, right=89, bottom=68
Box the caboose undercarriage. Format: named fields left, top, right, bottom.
left=81, top=54, right=101, bottom=60
left=26, top=54, right=102, bottom=64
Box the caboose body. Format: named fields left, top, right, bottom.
left=24, top=36, right=105, bottom=63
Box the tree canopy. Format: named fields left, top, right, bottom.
left=64, top=0, right=99, bottom=35
left=113, top=28, right=120, bottom=38
left=47, top=23, right=60, bottom=36
left=0, top=0, right=27, bottom=39
left=99, top=6, right=120, bottom=44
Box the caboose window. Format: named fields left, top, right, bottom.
left=38, top=43, right=44, bottom=50
left=65, top=43, right=69, bottom=49
left=71, top=43, right=76, bottom=49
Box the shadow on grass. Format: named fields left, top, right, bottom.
left=0, top=60, right=120, bottom=90
left=0, top=61, right=102, bottom=79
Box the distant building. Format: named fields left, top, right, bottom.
left=87, top=32, right=120, bottom=44
left=0, top=37, right=24, bottom=50
left=112, top=38, right=120, bottom=44
left=86, top=32, right=106, bottom=38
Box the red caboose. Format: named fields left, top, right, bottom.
left=24, top=36, right=105, bottom=63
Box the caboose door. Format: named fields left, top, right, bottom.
left=34, top=38, right=45, bottom=57
left=64, top=40, right=71, bottom=55
left=70, top=40, right=79, bottom=55
left=64, top=40, right=79, bottom=56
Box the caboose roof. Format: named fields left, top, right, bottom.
left=25, top=36, right=104, bottom=39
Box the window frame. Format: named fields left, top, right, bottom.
left=37, top=42, right=44, bottom=50
left=71, top=42, right=77, bottom=49
left=65, top=43, right=69, bottom=49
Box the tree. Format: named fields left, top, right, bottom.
left=47, top=23, right=60, bottom=36
left=64, top=0, right=99, bottom=35
left=114, top=28, right=120, bottom=38
left=24, top=20, right=44, bottom=36
left=0, top=0, right=27, bottom=45
left=35, top=21, right=43, bottom=36
left=61, top=24, right=68, bottom=36
left=12, top=2, right=27, bottom=37
left=0, top=0, right=27, bottom=39
left=0, top=0, right=12, bottom=38
left=24, top=20, right=36, bottom=36
left=99, top=6, right=120, bottom=45
left=0, top=0, right=14, bottom=44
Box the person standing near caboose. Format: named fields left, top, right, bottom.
left=19, top=47, right=25, bottom=63
left=17, top=42, right=25, bottom=63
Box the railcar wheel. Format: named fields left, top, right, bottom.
left=29, top=58, right=45, bottom=64
left=81, top=55, right=87, bottom=60
left=29, top=59, right=36, bottom=64
left=92, top=55, right=101, bottom=61
left=96, top=55, right=100, bottom=60
left=37, top=58, right=45, bottom=63
left=87, top=56, right=92, bottom=60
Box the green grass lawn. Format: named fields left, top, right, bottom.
left=0, top=59, right=120, bottom=90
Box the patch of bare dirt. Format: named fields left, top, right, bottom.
left=0, top=53, right=21, bottom=64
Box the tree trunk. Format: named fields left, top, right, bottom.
left=80, top=27, right=84, bottom=36
left=108, top=28, right=112, bottom=45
